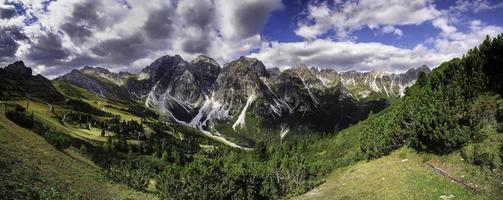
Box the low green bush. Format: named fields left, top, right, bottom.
left=5, top=106, right=34, bottom=129
left=473, top=144, right=498, bottom=168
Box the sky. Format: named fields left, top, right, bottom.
left=0, top=0, right=502, bottom=78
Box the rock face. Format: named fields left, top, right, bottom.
left=0, top=61, right=63, bottom=101
left=213, top=56, right=283, bottom=115
left=124, top=55, right=222, bottom=122
left=315, top=66, right=431, bottom=100
left=80, top=66, right=133, bottom=86
left=57, top=67, right=130, bottom=100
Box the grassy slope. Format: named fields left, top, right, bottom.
left=52, top=81, right=143, bottom=122
left=17, top=100, right=108, bottom=143
left=294, top=104, right=503, bottom=200
left=18, top=81, right=156, bottom=144
left=296, top=147, right=502, bottom=200
left=0, top=109, right=156, bottom=199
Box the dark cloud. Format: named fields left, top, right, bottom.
left=181, top=35, right=210, bottom=53
left=234, top=1, right=277, bottom=39
left=0, top=6, right=17, bottom=19
left=0, top=26, right=28, bottom=62
left=26, top=32, right=69, bottom=64
left=182, top=2, right=214, bottom=28
left=143, top=7, right=174, bottom=39
left=0, top=0, right=284, bottom=77
left=0, top=31, right=19, bottom=60
left=91, top=33, right=149, bottom=64
left=60, top=1, right=103, bottom=43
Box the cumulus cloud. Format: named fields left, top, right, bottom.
left=251, top=17, right=503, bottom=73
left=1, top=0, right=283, bottom=76
left=295, top=0, right=440, bottom=40
left=0, top=3, right=28, bottom=63
left=250, top=39, right=450, bottom=72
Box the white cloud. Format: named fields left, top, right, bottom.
left=451, top=0, right=503, bottom=13
left=249, top=39, right=451, bottom=73
left=252, top=17, right=503, bottom=73
left=381, top=25, right=403, bottom=38
left=295, top=0, right=440, bottom=40
left=432, top=20, right=503, bottom=55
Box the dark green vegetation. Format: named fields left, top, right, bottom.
left=214, top=89, right=389, bottom=147
left=0, top=104, right=156, bottom=199
left=0, top=61, right=63, bottom=102
left=1, top=35, right=503, bottom=199
left=360, top=35, right=503, bottom=162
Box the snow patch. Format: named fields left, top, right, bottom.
left=137, top=72, right=150, bottom=80
left=280, top=124, right=289, bottom=142
left=232, top=94, right=257, bottom=131
left=298, top=75, right=319, bottom=107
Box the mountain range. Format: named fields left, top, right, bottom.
left=50, top=54, right=429, bottom=146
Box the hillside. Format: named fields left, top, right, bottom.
left=0, top=107, right=156, bottom=199
left=296, top=147, right=501, bottom=200
left=296, top=35, right=503, bottom=199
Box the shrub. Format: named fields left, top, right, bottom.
left=473, top=144, right=497, bottom=168
left=79, top=144, right=88, bottom=153
left=496, top=108, right=503, bottom=122
left=37, top=186, right=62, bottom=200
left=5, top=109, right=34, bottom=129
left=360, top=107, right=407, bottom=159
left=43, top=131, right=73, bottom=149
left=497, top=123, right=503, bottom=133
left=460, top=145, right=474, bottom=163
left=500, top=145, right=503, bottom=164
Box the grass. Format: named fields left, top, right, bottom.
left=0, top=107, right=157, bottom=199
left=15, top=100, right=108, bottom=144
left=295, top=147, right=502, bottom=200
left=53, top=81, right=144, bottom=122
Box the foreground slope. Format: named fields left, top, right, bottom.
left=296, top=148, right=501, bottom=200
left=296, top=34, right=503, bottom=200
left=0, top=108, right=156, bottom=199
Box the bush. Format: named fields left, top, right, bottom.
left=79, top=144, right=88, bottom=153
left=360, top=107, right=407, bottom=159
left=43, top=131, right=73, bottom=149
left=37, top=186, right=62, bottom=200
left=497, top=123, right=503, bottom=133
left=5, top=109, right=34, bottom=129
left=104, top=160, right=152, bottom=191
left=473, top=144, right=497, bottom=168
left=497, top=108, right=503, bottom=122
left=460, top=145, right=474, bottom=163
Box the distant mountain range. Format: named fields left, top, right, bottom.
left=1, top=55, right=429, bottom=146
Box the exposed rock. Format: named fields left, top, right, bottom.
left=57, top=67, right=130, bottom=100
left=0, top=61, right=63, bottom=102
left=2, top=61, right=32, bottom=76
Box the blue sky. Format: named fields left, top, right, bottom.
left=1, top=0, right=503, bottom=77
left=261, top=0, right=503, bottom=48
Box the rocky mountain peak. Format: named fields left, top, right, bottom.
left=228, top=56, right=269, bottom=77
left=140, top=54, right=188, bottom=83
left=191, top=55, right=219, bottom=66
left=1, top=61, right=63, bottom=101
left=2, top=61, right=32, bottom=76
left=368, top=68, right=386, bottom=78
